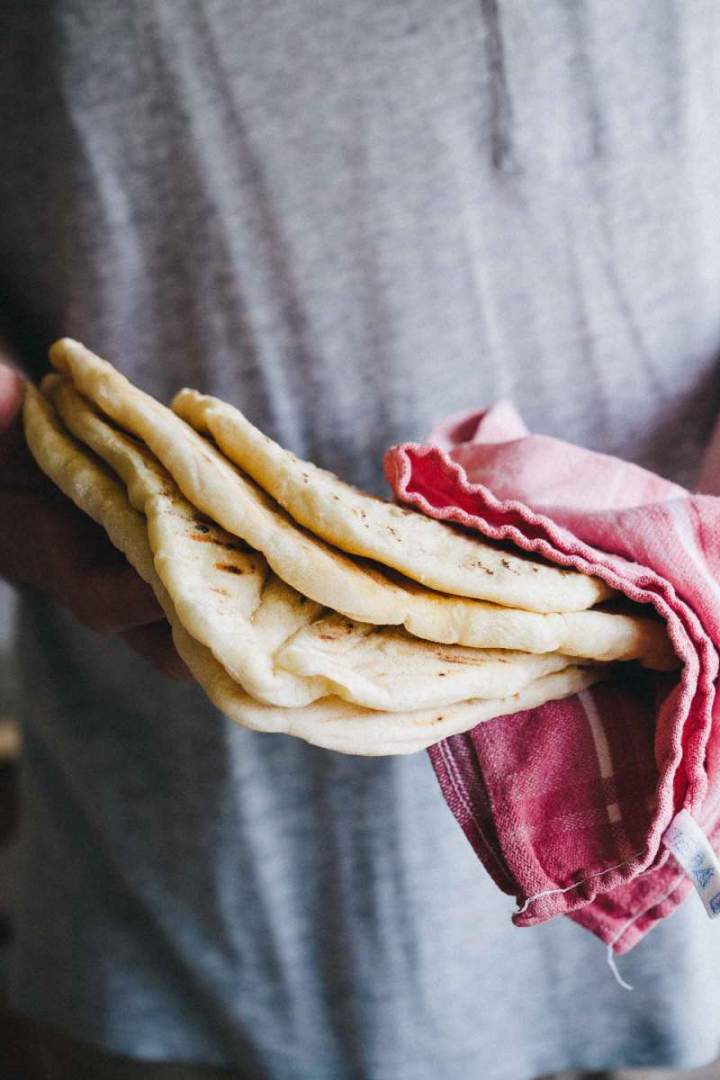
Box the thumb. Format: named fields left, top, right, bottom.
left=0, top=363, right=24, bottom=432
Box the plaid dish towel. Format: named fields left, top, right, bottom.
left=384, top=402, right=720, bottom=956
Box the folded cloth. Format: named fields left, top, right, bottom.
left=384, top=402, right=720, bottom=955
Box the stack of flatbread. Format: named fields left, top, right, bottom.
left=23, top=339, right=677, bottom=755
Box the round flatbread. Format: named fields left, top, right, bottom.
left=22, top=382, right=603, bottom=754
left=52, top=339, right=610, bottom=615
left=172, top=386, right=613, bottom=612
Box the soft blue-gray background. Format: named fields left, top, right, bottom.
left=0, top=585, right=16, bottom=710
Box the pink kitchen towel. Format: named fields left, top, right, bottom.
left=384, top=403, right=720, bottom=955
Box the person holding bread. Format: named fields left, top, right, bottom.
left=1, top=3, right=720, bottom=1079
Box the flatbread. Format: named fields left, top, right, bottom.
left=23, top=382, right=602, bottom=754
left=276, top=613, right=579, bottom=711
left=172, top=387, right=613, bottom=613
left=48, top=339, right=416, bottom=625
left=44, top=375, right=326, bottom=707
left=48, top=340, right=674, bottom=670
left=51, top=339, right=609, bottom=615
left=185, top=657, right=604, bottom=756
left=171, top=388, right=675, bottom=670
left=23, top=382, right=158, bottom=588
left=45, top=376, right=588, bottom=712
left=399, top=580, right=676, bottom=670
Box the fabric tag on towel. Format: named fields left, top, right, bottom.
left=662, top=810, right=720, bottom=918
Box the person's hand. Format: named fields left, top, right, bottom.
left=0, top=361, right=190, bottom=680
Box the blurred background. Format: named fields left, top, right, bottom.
left=0, top=581, right=18, bottom=720
left=0, top=581, right=19, bottom=956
